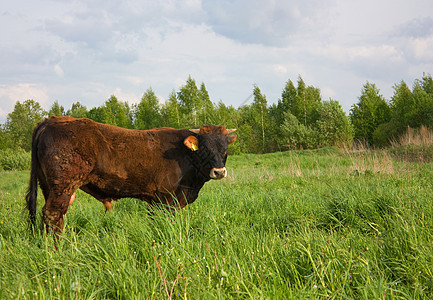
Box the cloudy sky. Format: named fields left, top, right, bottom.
left=1, top=0, right=433, bottom=123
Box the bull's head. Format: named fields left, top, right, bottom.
left=184, top=125, right=237, bottom=180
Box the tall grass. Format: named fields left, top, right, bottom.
left=0, top=149, right=432, bottom=298
left=390, top=125, right=433, bottom=162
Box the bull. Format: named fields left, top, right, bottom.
left=25, top=116, right=236, bottom=234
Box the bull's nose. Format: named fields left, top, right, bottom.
left=210, top=167, right=227, bottom=179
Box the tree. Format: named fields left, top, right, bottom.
left=378, top=74, right=433, bottom=146
left=420, top=73, right=433, bottom=94
left=104, top=96, right=132, bottom=128
left=278, top=76, right=321, bottom=126
left=411, top=78, right=433, bottom=128
left=48, top=100, right=65, bottom=116
left=281, top=111, right=317, bottom=149
left=314, top=100, right=353, bottom=147
left=135, top=88, right=162, bottom=129
left=67, top=102, right=88, bottom=118
left=273, top=77, right=323, bottom=150
left=349, top=82, right=390, bottom=145
left=87, top=106, right=106, bottom=124
left=267, top=103, right=286, bottom=151
left=250, top=85, right=269, bottom=153
left=390, top=80, right=413, bottom=130
left=87, top=96, right=132, bottom=128
left=161, top=90, right=181, bottom=128
left=198, top=82, right=215, bottom=125
left=177, top=76, right=201, bottom=127
left=214, top=101, right=240, bottom=129
left=212, top=101, right=241, bottom=154
left=4, top=100, right=46, bottom=151
left=0, top=126, right=13, bottom=150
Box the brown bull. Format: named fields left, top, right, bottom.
left=25, top=116, right=236, bottom=234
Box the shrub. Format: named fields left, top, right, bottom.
left=281, top=112, right=317, bottom=149
left=0, top=149, right=31, bottom=170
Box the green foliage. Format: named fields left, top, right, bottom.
left=391, top=80, right=414, bottom=131
left=349, top=82, right=391, bottom=145
left=175, top=76, right=216, bottom=128
left=88, top=96, right=132, bottom=128
left=0, top=149, right=30, bottom=170
left=372, top=121, right=400, bottom=147
left=66, top=102, right=88, bottom=118
left=249, top=85, right=269, bottom=153
left=103, top=96, right=132, bottom=128
left=278, top=77, right=321, bottom=127
left=135, top=88, right=162, bottom=129
left=281, top=111, right=317, bottom=149
left=314, top=100, right=353, bottom=147
left=198, top=82, right=215, bottom=125
left=1, top=151, right=432, bottom=298
left=0, top=127, right=13, bottom=150
left=3, top=99, right=46, bottom=151
left=160, top=90, right=181, bottom=128
left=378, top=74, right=433, bottom=147
left=48, top=100, right=65, bottom=117
left=3, top=73, right=433, bottom=153
left=177, top=76, right=201, bottom=127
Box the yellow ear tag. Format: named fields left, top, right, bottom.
left=191, top=143, right=198, bottom=151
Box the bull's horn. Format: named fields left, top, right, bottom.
left=227, top=129, right=237, bottom=134
left=189, top=129, right=200, bottom=134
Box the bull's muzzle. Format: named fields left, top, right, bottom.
left=210, top=167, right=227, bottom=179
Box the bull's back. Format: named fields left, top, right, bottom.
left=37, top=116, right=189, bottom=196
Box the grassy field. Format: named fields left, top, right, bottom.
left=0, top=148, right=432, bottom=299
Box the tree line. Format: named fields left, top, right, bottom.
left=1, top=74, right=432, bottom=154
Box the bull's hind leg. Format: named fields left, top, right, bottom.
left=42, top=191, right=75, bottom=235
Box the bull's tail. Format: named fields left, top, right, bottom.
left=25, top=120, right=46, bottom=232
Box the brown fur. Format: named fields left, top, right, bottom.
left=25, top=116, right=237, bottom=234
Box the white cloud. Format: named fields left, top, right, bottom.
left=319, top=86, right=334, bottom=98
left=408, top=37, right=433, bottom=62
left=394, top=17, right=433, bottom=38
left=1, top=0, right=433, bottom=124
left=110, top=88, right=141, bottom=105
left=0, top=84, right=50, bottom=121
left=313, top=44, right=402, bottom=63
left=54, top=64, right=64, bottom=78
left=273, top=65, right=288, bottom=74
left=201, top=0, right=334, bottom=46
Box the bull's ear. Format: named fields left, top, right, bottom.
left=184, top=136, right=199, bottom=151
left=227, top=134, right=237, bottom=145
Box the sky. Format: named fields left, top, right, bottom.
left=1, top=0, right=433, bottom=123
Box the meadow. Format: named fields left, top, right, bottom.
left=0, top=147, right=432, bottom=299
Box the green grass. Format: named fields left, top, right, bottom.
left=0, top=149, right=432, bottom=299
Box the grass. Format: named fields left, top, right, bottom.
left=0, top=148, right=432, bottom=299
left=389, top=125, right=433, bottom=162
